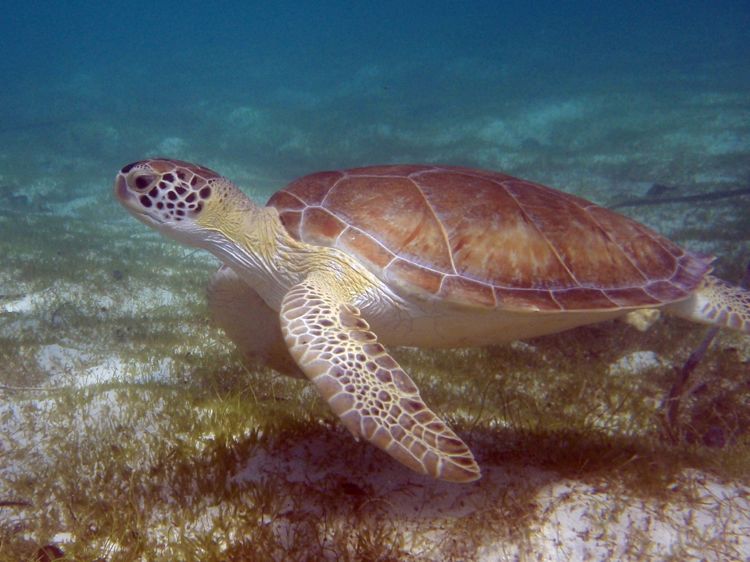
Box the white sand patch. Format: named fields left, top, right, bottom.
left=477, top=98, right=593, bottom=148
left=0, top=389, right=167, bottom=484
left=225, top=433, right=750, bottom=561
left=608, top=350, right=670, bottom=376
left=1, top=278, right=189, bottom=323
left=1, top=292, right=38, bottom=314
left=34, top=343, right=174, bottom=387
left=525, top=474, right=750, bottom=561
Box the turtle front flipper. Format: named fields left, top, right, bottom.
left=280, top=274, right=480, bottom=482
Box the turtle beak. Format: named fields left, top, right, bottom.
left=114, top=171, right=160, bottom=226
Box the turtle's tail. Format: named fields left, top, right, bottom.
left=666, top=275, right=750, bottom=334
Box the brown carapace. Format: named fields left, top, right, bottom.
left=269, top=165, right=710, bottom=312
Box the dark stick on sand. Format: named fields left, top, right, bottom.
left=663, top=261, right=750, bottom=444
left=611, top=187, right=750, bottom=209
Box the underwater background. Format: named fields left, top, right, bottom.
left=1, top=1, right=749, bottom=560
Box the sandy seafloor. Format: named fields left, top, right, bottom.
left=1, top=3, right=750, bottom=561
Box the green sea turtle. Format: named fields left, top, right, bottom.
left=115, top=159, right=750, bottom=482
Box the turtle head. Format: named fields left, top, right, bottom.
left=115, top=159, right=257, bottom=248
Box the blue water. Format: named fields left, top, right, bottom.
left=0, top=1, right=748, bottom=197
left=1, top=4, right=750, bottom=557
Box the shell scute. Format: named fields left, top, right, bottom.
left=283, top=171, right=343, bottom=205
left=268, top=189, right=305, bottom=210
left=644, top=280, right=691, bottom=302
left=301, top=207, right=347, bottom=245
left=554, top=288, right=616, bottom=310
left=439, top=276, right=496, bottom=308
left=586, top=206, right=684, bottom=271
left=493, top=287, right=562, bottom=311
left=412, top=171, right=581, bottom=289
left=501, top=180, right=651, bottom=288
left=339, top=228, right=394, bottom=270
left=601, top=287, right=661, bottom=307
left=324, top=175, right=453, bottom=272
left=385, top=258, right=443, bottom=296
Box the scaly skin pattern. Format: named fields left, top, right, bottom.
left=280, top=273, right=480, bottom=482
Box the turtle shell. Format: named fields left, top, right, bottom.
left=267, top=165, right=711, bottom=311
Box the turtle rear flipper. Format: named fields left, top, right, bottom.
left=280, top=272, right=480, bottom=483
left=667, top=275, right=750, bottom=333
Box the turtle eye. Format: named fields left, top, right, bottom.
left=132, top=173, right=156, bottom=192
